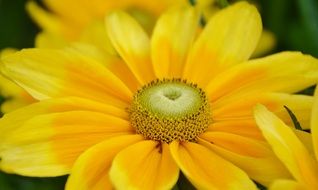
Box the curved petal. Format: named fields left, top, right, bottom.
left=169, top=141, right=257, bottom=190
left=0, top=97, right=133, bottom=176
left=312, top=86, right=318, bottom=160
left=0, top=49, right=132, bottom=108
left=254, top=105, right=318, bottom=189
left=151, top=5, right=199, bottom=78
left=269, top=180, right=306, bottom=190
left=65, top=43, right=140, bottom=92
left=199, top=133, right=291, bottom=186
left=206, top=52, right=318, bottom=101
left=183, top=1, right=262, bottom=86
left=200, top=132, right=272, bottom=157
left=106, top=11, right=155, bottom=84
left=65, top=135, right=144, bottom=190
left=109, top=141, right=179, bottom=190
left=252, top=30, right=276, bottom=58
left=212, top=93, right=314, bottom=130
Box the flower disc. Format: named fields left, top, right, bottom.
left=129, top=79, right=211, bottom=143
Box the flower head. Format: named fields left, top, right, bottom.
left=1, top=2, right=318, bottom=189
left=254, top=87, right=318, bottom=190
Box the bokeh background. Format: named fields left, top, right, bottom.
left=0, top=0, right=317, bottom=189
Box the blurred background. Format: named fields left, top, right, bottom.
left=0, top=0, right=317, bottom=189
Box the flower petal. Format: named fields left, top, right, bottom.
left=65, top=43, right=140, bottom=92
left=65, top=135, right=143, bottom=190
left=207, top=119, right=264, bottom=140
left=0, top=97, right=132, bottom=176
left=212, top=93, right=314, bottom=129
left=1, top=49, right=132, bottom=108
left=26, top=1, right=64, bottom=38
left=206, top=52, right=318, bottom=101
left=170, top=141, right=257, bottom=190
left=151, top=5, right=199, bottom=78
left=254, top=105, right=318, bottom=189
left=312, top=86, right=318, bottom=160
left=252, top=30, right=276, bottom=58
left=109, top=141, right=179, bottom=190
left=269, top=180, right=306, bottom=190
left=199, top=133, right=291, bottom=186
left=183, top=1, right=262, bottom=86
left=106, top=11, right=155, bottom=84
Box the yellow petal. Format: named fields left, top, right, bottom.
left=207, top=119, right=264, bottom=140
left=109, top=141, right=179, bottom=190
left=1, top=49, right=132, bottom=108
left=79, top=20, right=117, bottom=55
left=170, top=141, right=257, bottom=190
left=26, top=1, right=63, bottom=37
left=312, top=86, right=318, bottom=160
left=200, top=132, right=272, bottom=157
left=199, top=133, right=291, bottom=186
left=183, top=1, right=262, bottom=86
left=65, top=135, right=144, bottom=190
left=0, top=97, right=133, bottom=176
left=206, top=52, right=318, bottom=101
left=254, top=105, right=318, bottom=189
left=43, top=0, right=91, bottom=28
left=0, top=86, right=35, bottom=113
left=212, top=93, right=314, bottom=130
left=151, top=5, right=199, bottom=78
left=65, top=43, right=140, bottom=92
left=35, top=32, right=68, bottom=48
left=269, top=180, right=306, bottom=190
left=252, top=30, right=276, bottom=58
left=106, top=11, right=155, bottom=84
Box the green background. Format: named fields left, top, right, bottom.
left=0, top=0, right=317, bottom=189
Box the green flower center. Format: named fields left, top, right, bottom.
left=129, top=79, right=212, bottom=143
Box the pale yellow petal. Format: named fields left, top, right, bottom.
left=312, top=86, right=318, bottom=160
left=110, top=141, right=179, bottom=190
left=1, top=49, right=132, bottom=108
left=106, top=11, right=155, bottom=84
left=65, top=135, right=144, bottom=190
left=254, top=105, right=318, bottom=189
left=0, top=97, right=132, bottom=176
left=183, top=1, right=262, bottom=86
left=79, top=20, right=117, bottom=55
left=170, top=141, right=257, bottom=190
left=199, top=133, right=291, bottom=186
left=206, top=52, right=318, bottom=102
left=151, top=5, right=199, bottom=78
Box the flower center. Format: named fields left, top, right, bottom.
left=129, top=79, right=212, bottom=143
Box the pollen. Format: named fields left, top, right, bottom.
left=129, top=78, right=212, bottom=143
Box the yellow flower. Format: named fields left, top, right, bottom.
left=28, top=0, right=274, bottom=57
left=1, top=2, right=318, bottom=189
left=254, top=87, right=318, bottom=190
